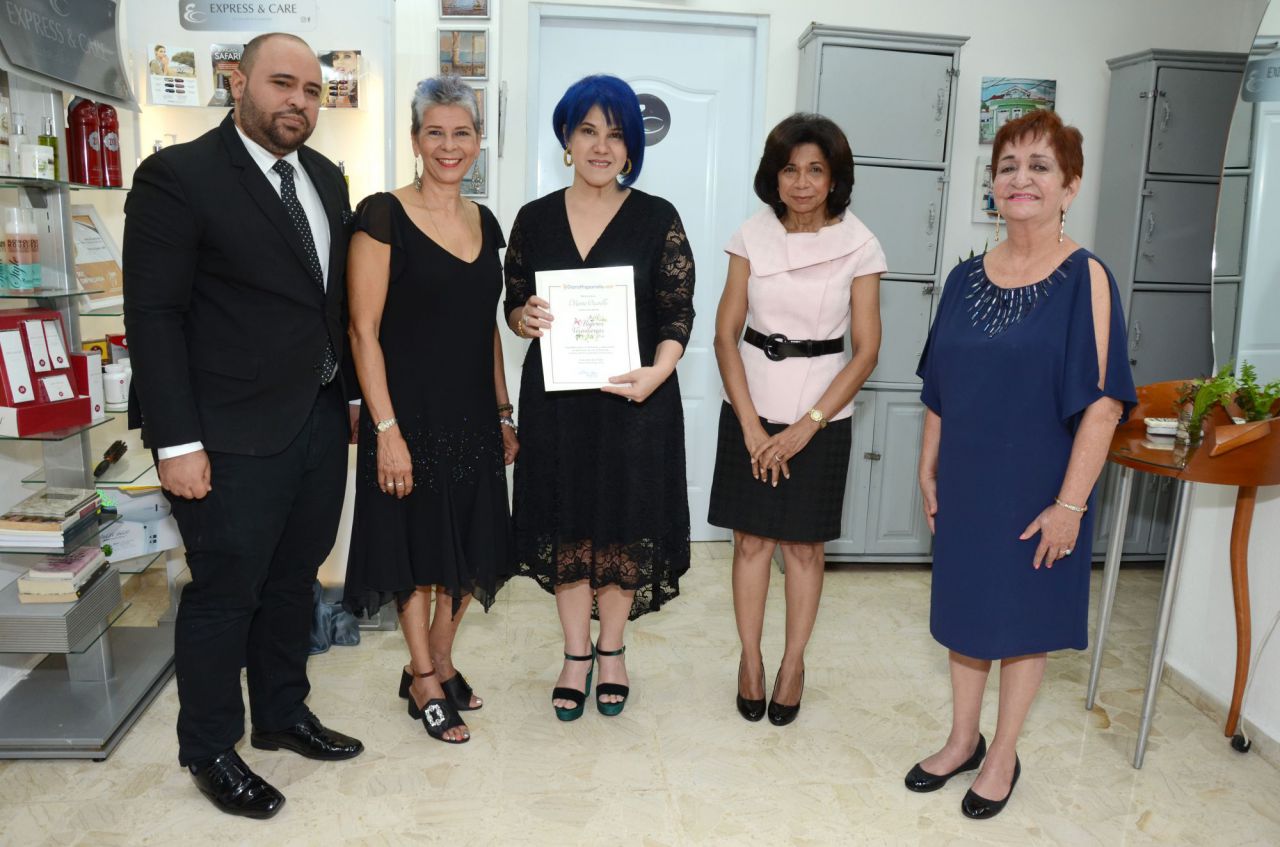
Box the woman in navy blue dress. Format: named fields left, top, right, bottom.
left=905, top=110, right=1136, bottom=820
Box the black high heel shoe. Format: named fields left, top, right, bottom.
left=961, top=755, right=1020, bottom=819
left=594, top=643, right=629, bottom=717
left=767, top=665, right=804, bottom=726
left=552, top=649, right=595, bottom=722
left=904, top=734, right=987, bottom=792
left=405, top=667, right=470, bottom=744
left=736, top=659, right=765, bottom=722
left=400, top=666, right=482, bottom=712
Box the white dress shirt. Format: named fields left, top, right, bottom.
left=158, top=125, right=334, bottom=460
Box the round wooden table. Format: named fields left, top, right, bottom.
left=1085, top=381, right=1280, bottom=767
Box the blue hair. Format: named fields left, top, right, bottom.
left=552, top=74, right=644, bottom=187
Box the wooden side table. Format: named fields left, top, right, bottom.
left=1085, top=381, right=1280, bottom=767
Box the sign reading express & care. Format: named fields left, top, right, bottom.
left=179, top=1, right=317, bottom=31
left=0, top=0, right=131, bottom=101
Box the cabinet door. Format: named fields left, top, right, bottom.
left=1148, top=68, right=1242, bottom=176
left=817, top=45, right=953, bottom=163
left=865, top=393, right=932, bottom=556
left=869, top=278, right=933, bottom=385
left=1213, top=174, right=1248, bottom=278
left=849, top=165, right=943, bottom=276
left=824, top=394, right=875, bottom=556
left=1213, top=281, right=1239, bottom=369
left=1146, top=475, right=1178, bottom=554
left=1128, top=288, right=1213, bottom=386
left=1224, top=97, right=1254, bottom=170
left=1092, top=465, right=1154, bottom=557
left=1136, top=181, right=1218, bottom=284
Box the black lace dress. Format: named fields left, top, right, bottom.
left=503, top=188, right=694, bottom=620
left=343, top=192, right=512, bottom=617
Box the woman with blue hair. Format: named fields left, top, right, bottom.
left=504, top=74, right=695, bottom=721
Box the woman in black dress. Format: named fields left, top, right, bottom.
left=504, top=75, right=694, bottom=721
left=344, top=76, right=517, bottom=744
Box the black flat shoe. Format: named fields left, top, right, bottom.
left=189, top=749, right=285, bottom=820
left=767, top=666, right=804, bottom=726
left=250, top=712, right=364, bottom=761
left=961, top=755, right=1020, bottom=819
left=402, top=666, right=482, bottom=712
left=904, top=734, right=987, bottom=793
left=736, top=659, right=765, bottom=722
left=406, top=667, right=470, bottom=743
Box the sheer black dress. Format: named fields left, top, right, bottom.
left=343, top=192, right=512, bottom=617
left=503, top=188, right=694, bottom=620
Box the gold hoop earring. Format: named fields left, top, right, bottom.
left=993, top=211, right=1002, bottom=243
left=413, top=157, right=422, bottom=191
left=620, top=158, right=632, bottom=177
left=1059, top=208, right=1067, bottom=244
left=563, top=149, right=572, bottom=167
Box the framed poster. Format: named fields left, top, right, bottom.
left=979, top=77, right=1056, bottom=144
left=440, top=30, right=488, bottom=80
left=70, top=206, right=124, bottom=312
left=972, top=157, right=998, bottom=223
left=441, top=0, right=490, bottom=18
left=462, top=148, right=488, bottom=197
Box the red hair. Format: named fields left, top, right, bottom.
left=991, top=110, right=1083, bottom=186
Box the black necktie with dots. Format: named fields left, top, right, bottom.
left=272, top=158, right=337, bottom=384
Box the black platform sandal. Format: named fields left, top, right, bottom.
left=401, top=666, right=482, bottom=712
left=406, top=668, right=470, bottom=744
left=595, top=644, right=629, bottom=717
left=553, top=649, right=595, bottom=722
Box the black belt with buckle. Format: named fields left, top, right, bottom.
left=743, top=327, right=844, bottom=362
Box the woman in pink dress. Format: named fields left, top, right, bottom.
left=710, top=113, right=885, bottom=726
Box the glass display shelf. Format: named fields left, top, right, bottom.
left=24, top=428, right=155, bottom=488
left=112, top=552, right=164, bottom=575
left=0, top=176, right=127, bottom=192
left=0, top=416, right=115, bottom=443
left=0, top=285, right=94, bottom=300
left=0, top=514, right=120, bottom=557
left=80, top=304, right=125, bottom=317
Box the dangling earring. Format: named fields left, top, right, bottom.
left=620, top=158, right=632, bottom=177
left=563, top=149, right=572, bottom=167
left=993, top=211, right=1002, bottom=243
left=1059, top=208, right=1067, bottom=243
left=413, top=157, right=422, bottom=191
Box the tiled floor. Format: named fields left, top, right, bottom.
left=1, top=542, right=1278, bottom=845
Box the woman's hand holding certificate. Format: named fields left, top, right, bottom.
left=535, top=266, right=643, bottom=392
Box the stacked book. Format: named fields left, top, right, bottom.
left=16, top=546, right=109, bottom=604
left=0, top=487, right=101, bottom=551
left=0, top=563, right=122, bottom=651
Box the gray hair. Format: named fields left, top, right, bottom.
left=410, top=75, right=480, bottom=135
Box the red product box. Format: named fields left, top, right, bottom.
left=0, top=309, right=92, bottom=437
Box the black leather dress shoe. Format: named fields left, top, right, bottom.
left=250, top=713, right=364, bottom=761
left=189, top=750, right=285, bottom=820
left=905, top=734, right=987, bottom=793
left=961, top=755, right=1020, bottom=819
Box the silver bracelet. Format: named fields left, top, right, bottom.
left=499, top=416, right=517, bottom=431
left=1054, top=497, right=1087, bottom=513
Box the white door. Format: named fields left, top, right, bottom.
left=529, top=6, right=766, bottom=540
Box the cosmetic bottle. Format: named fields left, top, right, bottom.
left=67, top=98, right=103, bottom=186
left=9, top=113, right=30, bottom=168
left=97, top=103, right=121, bottom=187
left=37, top=116, right=58, bottom=180
left=4, top=208, right=40, bottom=291
left=0, top=94, right=11, bottom=176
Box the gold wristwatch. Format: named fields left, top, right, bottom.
left=807, top=408, right=828, bottom=429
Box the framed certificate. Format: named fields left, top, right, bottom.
left=537, top=266, right=641, bottom=392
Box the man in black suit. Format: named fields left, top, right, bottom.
left=123, top=32, right=363, bottom=819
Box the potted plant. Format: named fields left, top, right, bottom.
left=1176, top=364, right=1237, bottom=443
left=1234, top=361, right=1280, bottom=422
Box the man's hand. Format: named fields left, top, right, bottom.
left=159, top=450, right=212, bottom=499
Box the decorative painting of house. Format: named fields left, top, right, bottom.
left=978, top=77, right=1057, bottom=143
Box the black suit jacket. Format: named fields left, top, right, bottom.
left=123, top=114, right=356, bottom=456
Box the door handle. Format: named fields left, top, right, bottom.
left=1160, top=100, right=1171, bottom=132
left=1132, top=321, right=1142, bottom=349
left=926, top=203, right=936, bottom=235
left=864, top=452, right=882, bottom=461
left=934, top=89, right=945, bottom=121
left=1141, top=252, right=1157, bottom=262
left=1145, top=211, right=1156, bottom=239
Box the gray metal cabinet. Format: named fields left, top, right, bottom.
left=1224, top=94, right=1255, bottom=169
left=865, top=393, right=931, bottom=555
left=1135, top=180, right=1219, bottom=284
left=1128, top=288, right=1214, bottom=385
left=1148, top=68, right=1245, bottom=176
left=1214, top=175, right=1248, bottom=277
left=829, top=395, right=876, bottom=556
left=869, top=278, right=933, bottom=386
left=1213, top=281, right=1240, bottom=368
left=814, top=45, right=954, bottom=163
left=850, top=165, right=944, bottom=277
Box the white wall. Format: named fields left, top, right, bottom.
left=1166, top=3, right=1280, bottom=745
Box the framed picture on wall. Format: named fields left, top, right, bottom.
left=462, top=148, right=488, bottom=197
left=441, top=0, right=490, bottom=18
left=978, top=77, right=1057, bottom=144
left=472, top=86, right=486, bottom=137
left=972, top=157, right=998, bottom=224
left=440, top=29, right=488, bottom=80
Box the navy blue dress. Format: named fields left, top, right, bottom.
left=917, top=248, right=1136, bottom=660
